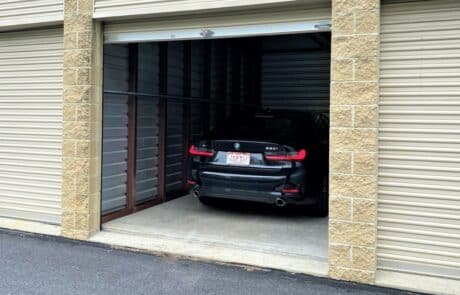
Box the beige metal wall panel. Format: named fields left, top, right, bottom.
left=104, top=6, right=331, bottom=43
left=94, top=0, right=328, bottom=20
left=0, top=0, right=63, bottom=31
left=0, top=28, right=63, bottom=224
left=378, top=0, right=460, bottom=280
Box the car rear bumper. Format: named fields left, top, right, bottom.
left=196, top=186, right=316, bottom=205
left=192, top=169, right=316, bottom=206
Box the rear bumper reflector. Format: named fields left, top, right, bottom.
left=282, top=188, right=300, bottom=193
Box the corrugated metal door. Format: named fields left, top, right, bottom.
left=190, top=41, right=205, bottom=144
left=0, top=0, right=63, bottom=29
left=136, top=96, right=160, bottom=203
left=136, top=44, right=160, bottom=204
left=94, top=0, right=327, bottom=20
left=378, top=0, right=460, bottom=280
left=102, top=44, right=129, bottom=214
left=209, top=40, right=225, bottom=130
left=261, top=34, right=330, bottom=112
left=102, top=43, right=161, bottom=216
left=166, top=42, right=185, bottom=193
left=0, top=27, right=63, bottom=224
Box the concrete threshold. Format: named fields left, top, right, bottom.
left=90, top=229, right=329, bottom=277
left=376, top=270, right=460, bottom=295
left=0, top=217, right=61, bottom=237
left=91, top=195, right=329, bottom=276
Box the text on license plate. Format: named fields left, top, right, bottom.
left=226, top=152, right=251, bottom=166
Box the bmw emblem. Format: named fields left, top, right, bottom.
left=234, top=143, right=240, bottom=150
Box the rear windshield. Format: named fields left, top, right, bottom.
left=209, top=113, right=309, bottom=146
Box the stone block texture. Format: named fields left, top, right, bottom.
left=329, top=0, right=380, bottom=284
left=62, top=0, right=102, bottom=240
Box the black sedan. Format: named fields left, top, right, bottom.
left=187, top=110, right=329, bottom=216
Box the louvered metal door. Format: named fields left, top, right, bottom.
left=102, top=44, right=129, bottom=214
left=165, top=42, right=185, bottom=193
left=378, top=0, right=460, bottom=280
left=0, top=27, right=63, bottom=224
left=136, top=44, right=160, bottom=204
left=261, top=34, right=330, bottom=112
left=190, top=41, right=205, bottom=144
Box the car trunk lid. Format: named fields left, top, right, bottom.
left=200, top=140, right=294, bottom=173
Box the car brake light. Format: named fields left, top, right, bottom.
left=189, top=145, right=214, bottom=157
left=265, top=149, right=307, bottom=161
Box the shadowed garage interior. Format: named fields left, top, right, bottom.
left=95, top=30, right=331, bottom=274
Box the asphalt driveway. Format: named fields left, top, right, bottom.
left=0, top=230, right=417, bottom=295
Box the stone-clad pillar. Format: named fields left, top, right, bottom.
left=61, top=0, right=102, bottom=239
left=329, top=0, right=380, bottom=284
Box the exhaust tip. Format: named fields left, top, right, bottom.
left=275, top=197, right=287, bottom=207
left=192, top=189, right=200, bottom=198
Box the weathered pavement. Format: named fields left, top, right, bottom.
left=0, top=230, right=416, bottom=295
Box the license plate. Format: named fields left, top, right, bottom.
left=226, top=152, right=251, bottom=166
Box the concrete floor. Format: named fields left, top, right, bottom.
left=92, top=195, right=329, bottom=276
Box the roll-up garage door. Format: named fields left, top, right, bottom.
left=378, top=0, right=460, bottom=280
left=0, top=27, right=63, bottom=224
left=94, top=0, right=322, bottom=19
left=261, top=34, right=330, bottom=112
left=103, top=6, right=331, bottom=44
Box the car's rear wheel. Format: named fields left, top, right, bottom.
left=314, top=177, right=329, bottom=217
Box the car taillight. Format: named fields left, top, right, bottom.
left=265, top=149, right=307, bottom=161
left=189, top=145, right=214, bottom=157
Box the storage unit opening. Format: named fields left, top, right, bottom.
left=100, top=31, right=331, bottom=273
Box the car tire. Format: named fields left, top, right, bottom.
left=314, top=177, right=329, bottom=217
